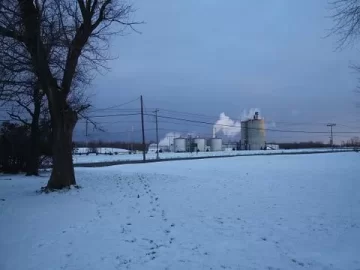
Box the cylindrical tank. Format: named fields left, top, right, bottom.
left=194, top=138, right=206, bottom=152
left=247, top=119, right=266, bottom=150
left=174, top=138, right=186, bottom=152
left=241, top=121, right=248, bottom=150
left=210, top=138, right=222, bottom=151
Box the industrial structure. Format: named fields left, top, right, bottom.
left=172, top=136, right=223, bottom=153
left=240, top=112, right=266, bottom=150
left=159, top=111, right=267, bottom=153
left=174, top=138, right=187, bottom=152
left=209, top=138, right=222, bottom=151
left=194, top=138, right=207, bottom=152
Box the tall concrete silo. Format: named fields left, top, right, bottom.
left=241, top=112, right=266, bottom=150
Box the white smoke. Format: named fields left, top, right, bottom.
left=159, top=132, right=181, bottom=146
left=241, top=108, right=262, bottom=121
left=213, top=108, right=263, bottom=137
left=213, top=112, right=241, bottom=137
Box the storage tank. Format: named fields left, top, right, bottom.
left=247, top=119, right=265, bottom=150
left=241, top=115, right=266, bottom=150
left=241, top=121, right=248, bottom=150
left=194, top=138, right=206, bottom=152
left=174, top=138, right=186, bottom=152
left=210, top=138, right=222, bottom=151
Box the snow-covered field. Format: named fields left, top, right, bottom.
left=1, top=152, right=359, bottom=270
left=72, top=148, right=350, bottom=164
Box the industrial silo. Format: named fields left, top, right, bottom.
left=210, top=138, right=222, bottom=151
left=194, top=138, right=206, bottom=152
left=241, top=121, right=248, bottom=150
left=174, top=138, right=186, bottom=152
left=241, top=112, right=266, bottom=150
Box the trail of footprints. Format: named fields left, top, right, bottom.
left=117, top=173, right=176, bottom=264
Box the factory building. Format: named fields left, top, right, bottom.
left=240, top=112, right=266, bottom=150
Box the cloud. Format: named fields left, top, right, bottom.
left=213, top=113, right=241, bottom=137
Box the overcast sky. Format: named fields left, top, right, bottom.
left=76, top=0, right=360, bottom=144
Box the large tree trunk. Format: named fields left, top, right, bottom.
left=26, top=92, right=41, bottom=176
left=46, top=107, right=78, bottom=189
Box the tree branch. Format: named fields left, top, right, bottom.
left=7, top=112, right=30, bottom=126
left=0, top=25, right=24, bottom=42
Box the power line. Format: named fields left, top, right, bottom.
left=89, top=97, right=140, bottom=113
left=83, top=128, right=159, bottom=135
left=154, top=107, right=360, bottom=129
left=144, top=113, right=360, bottom=135
left=156, top=108, right=219, bottom=120
left=87, top=113, right=140, bottom=118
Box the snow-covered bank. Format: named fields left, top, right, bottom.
left=1, top=152, right=359, bottom=270
left=72, top=148, right=352, bottom=164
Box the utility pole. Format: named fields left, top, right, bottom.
left=127, top=129, right=130, bottom=152
left=131, top=126, right=134, bottom=153
left=327, top=123, right=336, bottom=149
left=154, top=109, right=159, bottom=160
left=140, top=95, right=146, bottom=162
left=85, top=119, right=88, bottom=148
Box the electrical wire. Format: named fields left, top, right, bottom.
left=87, top=113, right=141, bottom=118
left=145, top=113, right=360, bottom=135
left=88, top=97, right=140, bottom=113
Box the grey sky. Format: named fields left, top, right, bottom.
left=77, top=0, right=360, bottom=143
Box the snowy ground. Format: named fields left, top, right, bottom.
left=1, top=152, right=359, bottom=270
left=72, top=148, right=350, bottom=164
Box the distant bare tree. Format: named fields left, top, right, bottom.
left=329, top=0, right=360, bottom=100
left=0, top=0, right=140, bottom=190
left=329, top=0, right=360, bottom=48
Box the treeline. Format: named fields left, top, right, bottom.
left=340, top=137, right=360, bottom=147
left=277, top=141, right=330, bottom=149
left=278, top=138, right=360, bottom=149
left=0, top=121, right=52, bottom=174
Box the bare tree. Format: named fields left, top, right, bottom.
left=0, top=0, right=139, bottom=189
left=328, top=0, right=360, bottom=98
left=329, top=0, right=360, bottom=48
left=0, top=9, right=92, bottom=177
